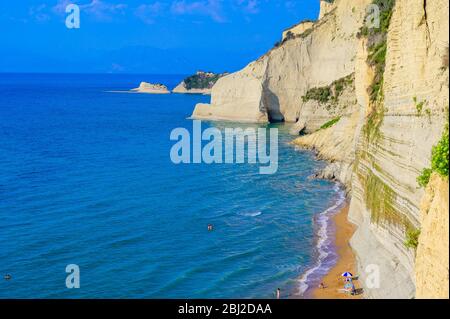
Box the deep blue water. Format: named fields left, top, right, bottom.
left=0, top=73, right=340, bottom=298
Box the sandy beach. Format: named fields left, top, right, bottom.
left=312, top=205, right=362, bottom=299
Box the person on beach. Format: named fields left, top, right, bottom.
left=318, top=282, right=327, bottom=289
left=351, top=282, right=356, bottom=295
left=276, top=288, right=281, bottom=299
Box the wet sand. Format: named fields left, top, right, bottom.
left=312, top=205, right=362, bottom=299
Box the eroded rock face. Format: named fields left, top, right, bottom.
left=415, top=174, right=449, bottom=299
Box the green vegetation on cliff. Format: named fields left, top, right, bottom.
left=302, top=86, right=331, bottom=104
left=365, top=0, right=395, bottom=102
left=320, top=117, right=341, bottom=130
left=404, top=228, right=421, bottom=250
left=362, top=172, right=397, bottom=225
left=301, top=74, right=354, bottom=105
left=431, top=125, right=450, bottom=177
left=417, top=168, right=433, bottom=188
left=418, top=123, right=450, bottom=187
left=360, top=0, right=395, bottom=142
left=183, top=71, right=227, bottom=90
left=363, top=107, right=385, bottom=142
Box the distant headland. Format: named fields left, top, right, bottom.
left=173, top=71, right=228, bottom=95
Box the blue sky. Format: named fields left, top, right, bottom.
left=0, top=0, right=320, bottom=74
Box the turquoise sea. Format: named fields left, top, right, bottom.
left=0, top=73, right=343, bottom=298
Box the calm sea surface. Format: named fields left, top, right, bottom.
left=0, top=73, right=340, bottom=298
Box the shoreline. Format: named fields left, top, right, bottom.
left=311, top=205, right=361, bottom=299
left=295, top=184, right=346, bottom=297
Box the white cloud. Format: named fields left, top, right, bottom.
left=52, top=0, right=127, bottom=21
left=134, top=2, right=165, bottom=24
left=83, top=0, right=127, bottom=20
left=170, top=0, right=226, bottom=23
left=52, top=0, right=72, bottom=15
left=29, top=4, right=51, bottom=22
left=236, top=0, right=260, bottom=14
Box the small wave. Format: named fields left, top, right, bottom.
left=238, top=211, right=262, bottom=217
left=297, top=183, right=346, bottom=296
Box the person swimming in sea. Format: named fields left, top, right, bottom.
left=276, top=288, right=281, bottom=299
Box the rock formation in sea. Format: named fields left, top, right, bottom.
left=191, top=0, right=449, bottom=299
left=173, top=71, right=228, bottom=95
left=131, top=82, right=170, bottom=94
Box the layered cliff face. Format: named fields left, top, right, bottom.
left=190, top=0, right=449, bottom=298
left=349, top=0, right=449, bottom=299
left=415, top=174, right=449, bottom=299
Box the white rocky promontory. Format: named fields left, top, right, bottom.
left=131, top=82, right=170, bottom=94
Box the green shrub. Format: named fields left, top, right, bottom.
left=302, top=87, right=331, bottom=104
left=360, top=0, right=396, bottom=142
left=320, top=117, right=341, bottom=130
left=285, top=31, right=295, bottom=41
left=404, top=228, right=421, bottom=250
left=431, top=125, right=449, bottom=177
left=413, top=97, right=426, bottom=114
left=417, top=168, right=432, bottom=188
left=361, top=0, right=395, bottom=104
left=417, top=124, right=449, bottom=187
left=301, top=74, right=354, bottom=105
left=184, top=72, right=224, bottom=90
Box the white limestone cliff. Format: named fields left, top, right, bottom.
left=190, top=0, right=449, bottom=298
